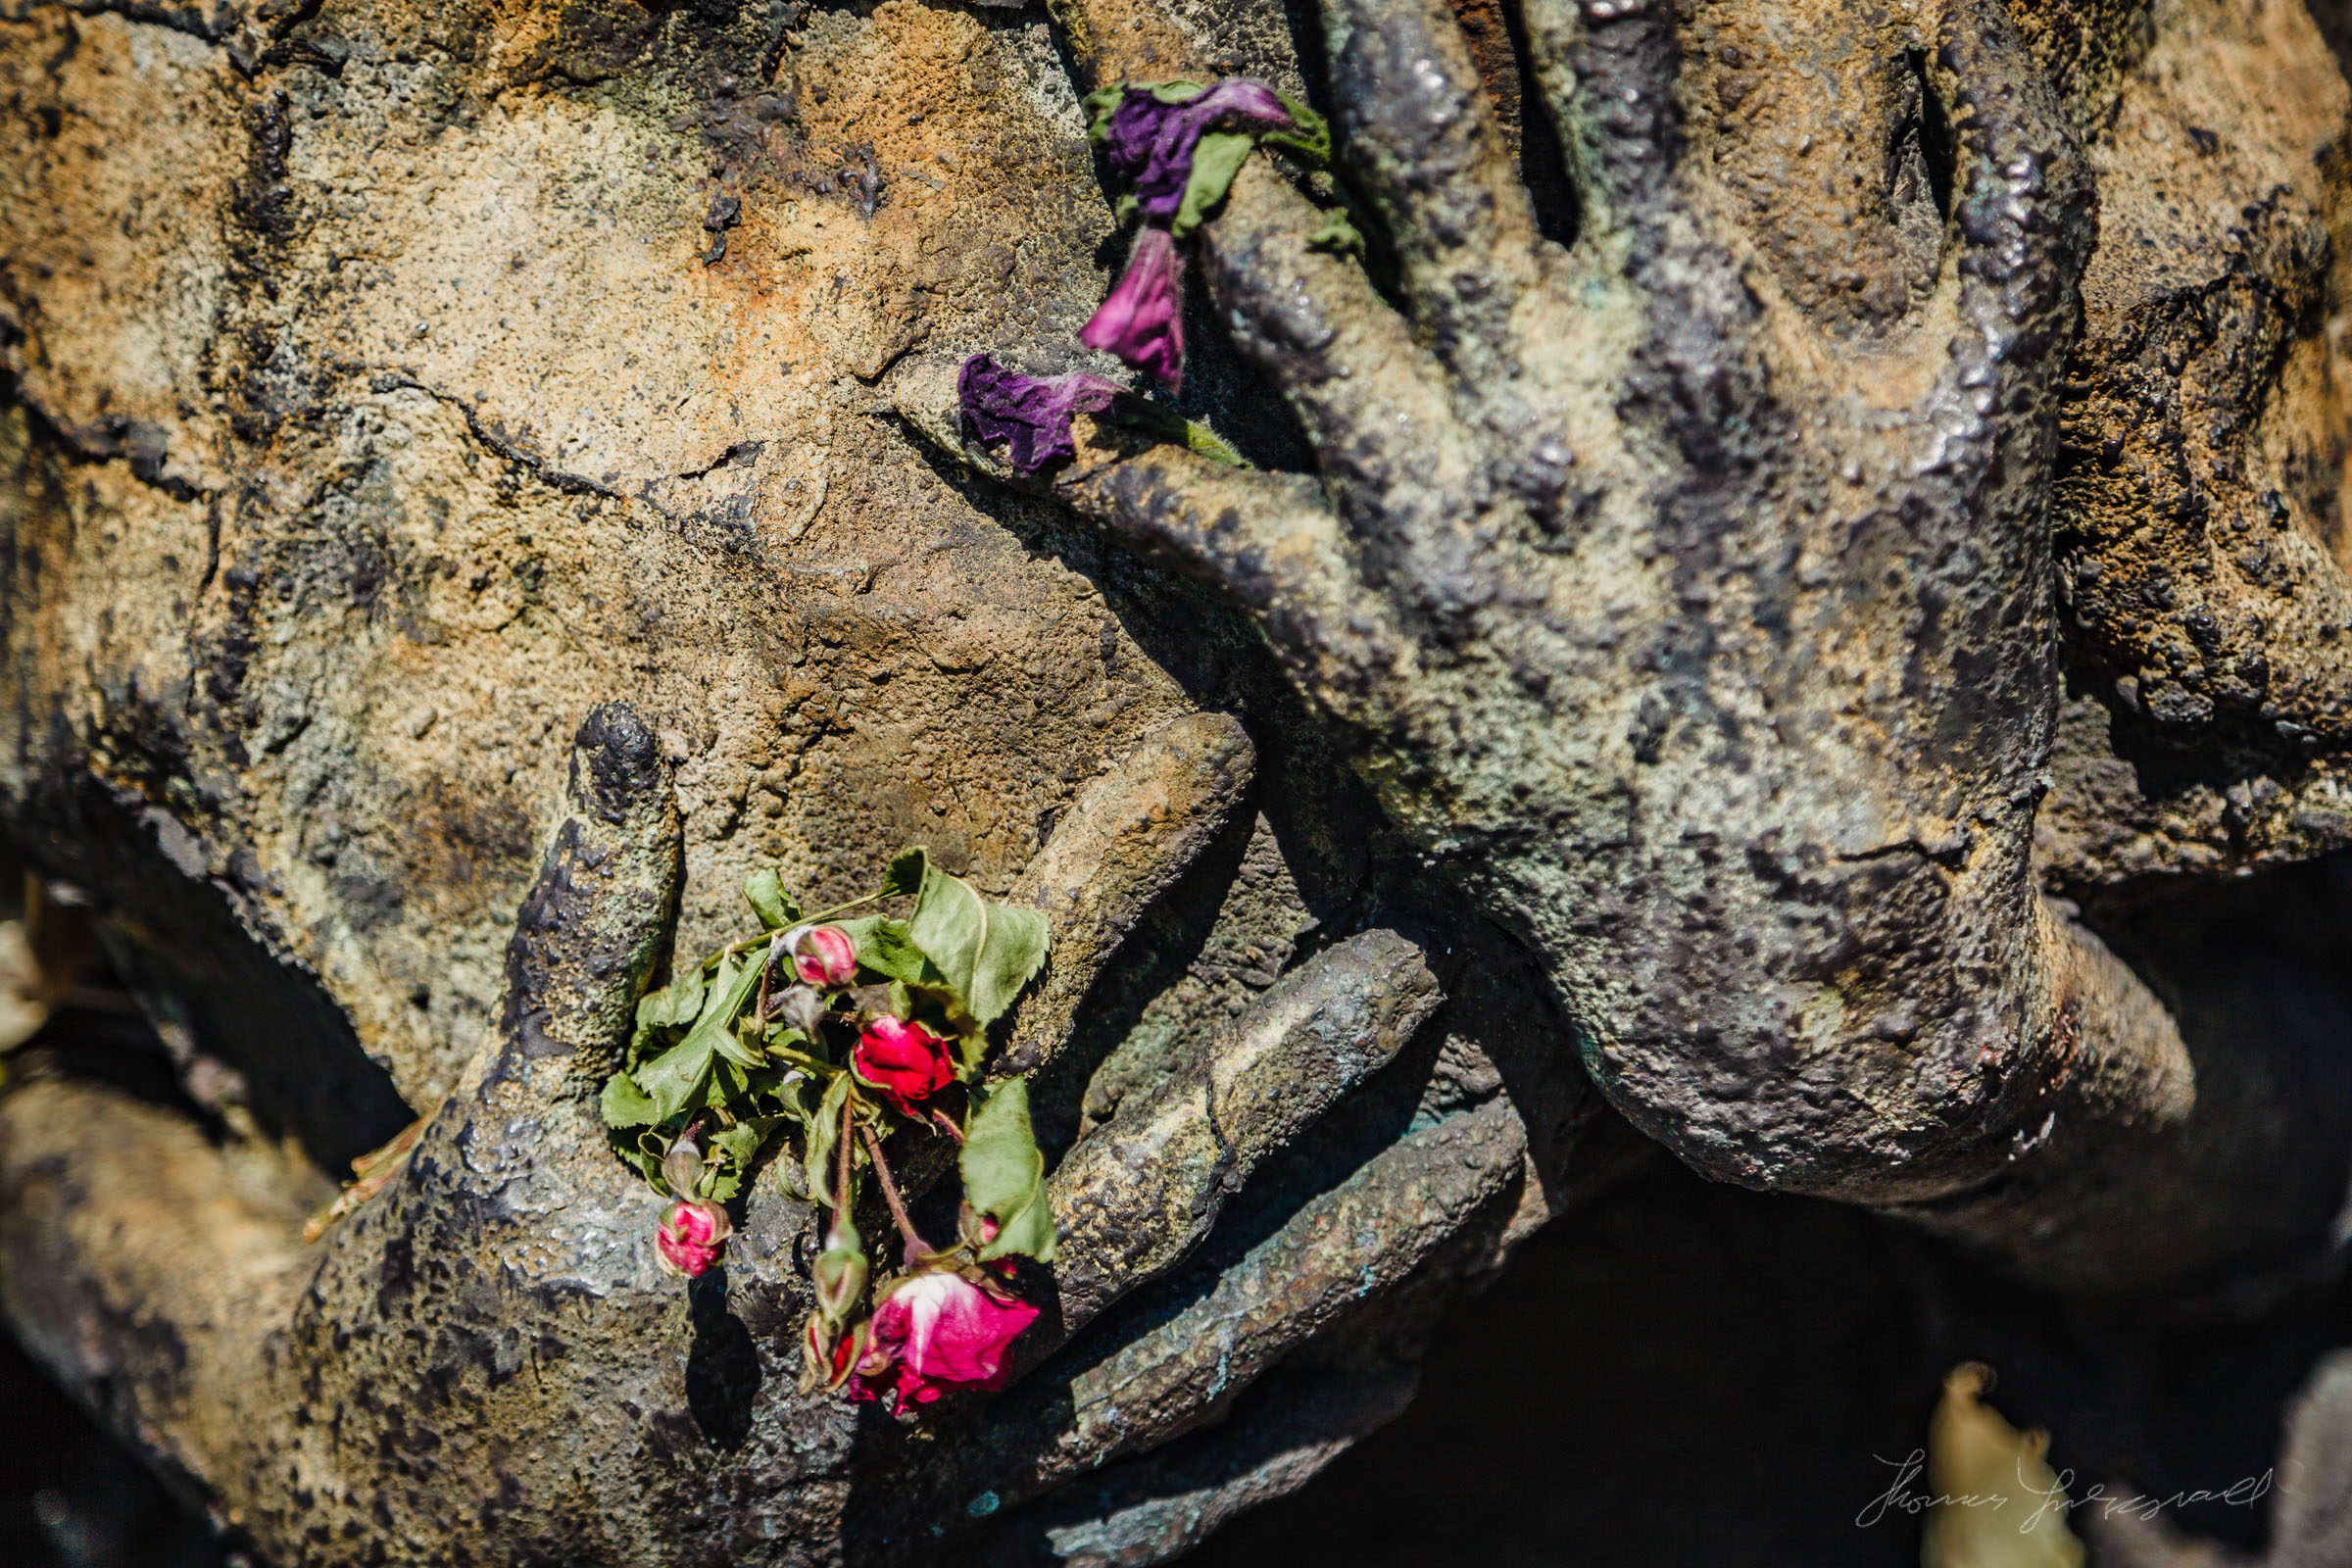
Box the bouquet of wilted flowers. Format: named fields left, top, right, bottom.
left=601, top=849, right=1054, bottom=1409
left=958, top=76, right=1335, bottom=476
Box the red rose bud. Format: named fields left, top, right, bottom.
left=812, top=1217, right=869, bottom=1326
left=661, top=1132, right=705, bottom=1199
left=853, top=1015, right=957, bottom=1116
left=850, top=1268, right=1041, bottom=1408
left=656, top=1197, right=732, bottom=1278
left=1080, top=226, right=1185, bottom=392
left=788, top=924, right=858, bottom=988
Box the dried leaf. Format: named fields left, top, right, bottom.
left=1924, top=1363, right=2085, bottom=1568
left=961, top=1079, right=1054, bottom=1262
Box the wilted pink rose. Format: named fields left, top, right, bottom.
left=1080, top=226, right=1185, bottom=391
left=853, top=1015, right=957, bottom=1115
left=852, top=1269, right=1041, bottom=1407
left=790, top=924, right=858, bottom=988
left=656, top=1198, right=732, bottom=1278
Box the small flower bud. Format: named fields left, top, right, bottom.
left=956, top=1200, right=1001, bottom=1250
left=656, top=1197, right=732, bottom=1278
left=792, top=924, right=858, bottom=989
left=776, top=1155, right=811, bottom=1202
left=812, top=1216, right=869, bottom=1326
left=803, top=1312, right=870, bottom=1393
left=662, top=1132, right=705, bottom=1199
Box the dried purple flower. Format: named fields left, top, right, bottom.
left=957, top=354, right=1126, bottom=475
left=1096, top=80, right=1295, bottom=224
left=1079, top=226, right=1185, bottom=392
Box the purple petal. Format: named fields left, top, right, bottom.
left=1079, top=227, right=1185, bottom=392
left=1102, top=80, right=1294, bottom=223
left=957, top=354, right=1124, bottom=476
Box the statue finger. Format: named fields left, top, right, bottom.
left=1053, top=447, right=1413, bottom=736
left=329, top=701, right=680, bottom=1254
left=1039, top=926, right=1444, bottom=1345
left=1318, top=0, right=1545, bottom=381
left=1002, top=711, right=1258, bottom=1075
left=959, top=1364, right=1420, bottom=1568
left=856, top=1095, right=1526, bottom=1558
left=485, top=701, right=682, bottom=1094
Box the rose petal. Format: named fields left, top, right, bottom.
left=958, top=353, right=1126, bottom=475
left=852, top=1015, right=958, bottom=1115
left=1079, top=227, right=1185, bottom=391
left=1101, top=80, right=1293, bottom=223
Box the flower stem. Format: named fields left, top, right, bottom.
left=858, top=1121, right=929, bottom=1255
left=834, top=1095, right=856, bottom=1217
left=928, top=1108, right=965, bottom=1145
left=799, top=889, right=887, bottom=924
left=756, top=931, right=778, bottom=1029
left=710, top=889, right=881, bottom=968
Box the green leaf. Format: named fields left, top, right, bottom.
left=636, top=967, right=707, bottom=1033
left=1116, top=400, right=1251, bottom=470
left=1263, top=92, right=1332, bottom=165
left=1306, top=208, right=1365, bottom=258
left=1084, top=80, right=1206, bottom=147
left=878, top=847, right=928, bottom=899
left=968, top=902, right=1050, bottom=1024
left=961, top=1080, right=1055, bottom=1262
left=906, top=864, right=1050, bottom=1026
left=687, top=953, right=768, bottom=1072
left=950, top=1015, right=989, bottom=1077
left=709, top=1120, right=765, bottom=1170
left=906, top=871, right=988, bottom=1004
left=1182, top=417, right=1250, bottom=468
left=1082, top=84, right=1121, bottom=145
left=612, top=1126, right=668, bottom=1188
left=703, top=1120, right=771, bottom=1201
left=834, top=914, right=937, bottom=987
left=804, top=1068, right=857, bottom=1210
left=744, top=868, right=800, bottom=931
left=600, top=1070, right=660, bottom=1129
left=711, top=1049, right=762, bottom=1102
left=1171, top=129, right=1257, bottom=239
left=632, top=953, right=766, bottom=1116
left=633, top=1029, right=715, bottom=1122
